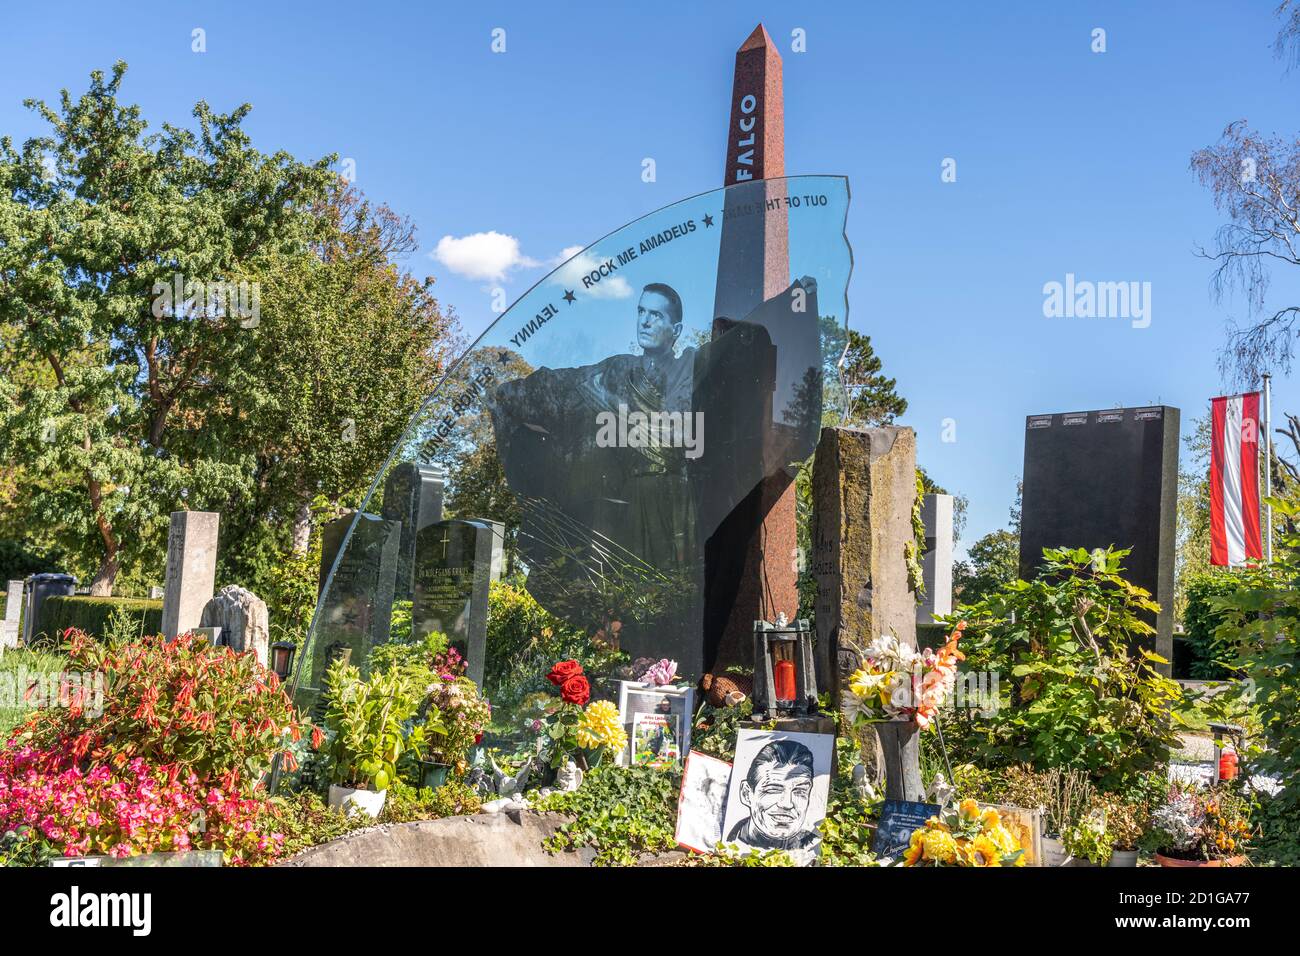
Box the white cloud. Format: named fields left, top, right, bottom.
left=431, top=231, right=540, bottom=283
left=549, top=245, right=633, bottom=299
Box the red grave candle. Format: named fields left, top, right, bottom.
left=774, top=659, right=796, bottom=701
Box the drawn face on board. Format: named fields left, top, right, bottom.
left=740, top=761, right=814, bottom=841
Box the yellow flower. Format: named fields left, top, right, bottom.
left=971, top=834, right=1003, bottom=867
left=958, top=798, right=981, bottom=822
left=902, top=830, right=925, bottom=866
left=921, top=828, right=958, bottom=864
left=576, top=700, right=627, bottom=752
left=981, top=808, right=1002, bottom=829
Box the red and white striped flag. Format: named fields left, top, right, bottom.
left=1210, top=391, right=1263, bottom=566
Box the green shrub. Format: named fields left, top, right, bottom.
left=1182, top=572, right=1241, bottom=679
left=939, top=546, right=1187, bottom=793
left=38, top=595, right=161, bottom=643
left=536, top=763, right=680, bottom=866
left=1204, top=497, right=1300, bottom=812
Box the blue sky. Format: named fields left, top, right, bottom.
left=3, top=1, right=1298, bottom=553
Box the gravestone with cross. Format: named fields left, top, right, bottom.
left=411, top=518, right=503, bottom=686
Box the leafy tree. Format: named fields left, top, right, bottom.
left=0, top=64, right=457, bottom=604
left=0, top=63, right=334, bottom=593
left=953, top=529, right=1020, bottom=607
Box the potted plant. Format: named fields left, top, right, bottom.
left=420, top=672, right=491, bottom=779
left=1148, top=783, right=1251, bottom=867
left=999, top=766, right=1094, bottom=867
left=1100, top=793, right=1145, bottom=867
left=322, top=658, right=423, bottom=818
left=1062, top=807, right=1111, bottom=866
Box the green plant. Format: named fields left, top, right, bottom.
left=1205, top=496, right=1300, bottom=811
left=12, top=629, right=306, bottom=787
left=1099, top=792, right=1148, bottom=852
left=1064, top=809, right=1113, bottom=864
left=272, top=789, right=368, bottom=857
left=322, top=658, right=423, bottom=791
left=377, top=779, right=483, bottom=824
left=536, top=763, right=679, bottom=866
left=1181, top=571, right=1241, bottom=679
left=819, top=788, right=880, bottom=866
left=690, top=698, right=753, bottom=759
left=940, top=546, right=1187, bottom=791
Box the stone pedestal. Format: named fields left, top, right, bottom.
left=917, top=494, right=954, bottom=626
left=874, top=721, right=925, bottom=803
left=161, top=512, right=220, bottom=639
left=810, top=426, right=918, bottom=694
left=199, top=585, right=270, bottom=665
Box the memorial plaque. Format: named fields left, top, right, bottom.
left=411, top=519, right=502, bottom=686
left=382, top=462, right=447, bottom=601
left=304, top=513, right=400, bottom=701
left=1018, top=405, right=1179, bottom=666
left=873, top=799, right=940, bottom=858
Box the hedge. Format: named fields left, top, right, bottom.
left=1182, top=572, right=1240, bottom=680
left=35, top=595, right=163, bottom=643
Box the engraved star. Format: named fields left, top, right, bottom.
left=563, top=289, right=576, bottom=304
left=702, top=213, right=714, bottom=227
left=497, top=351, right=511, bottom=364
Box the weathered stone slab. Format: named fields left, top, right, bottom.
left=161, top=512, right=220, bottom=639
left=199, top=585, right=270, bottom=665
left=810, top=425, right=918, bottom=694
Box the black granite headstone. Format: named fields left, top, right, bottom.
left=382, top=462, right=446, bottom=601
left=1018, top=405, right=1179, bottom=667
left=306, top=513, right=401, bottom=698
left=411, top=518, right=502, bottom=686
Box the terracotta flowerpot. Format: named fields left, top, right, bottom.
left=1108, top=848, right=1139, bottom=868
left=1154, top=852, right=1245, bottom=868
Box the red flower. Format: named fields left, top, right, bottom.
left=559, top=675, right=590, bottom=706
left=546, top=660, right=583, bottom=687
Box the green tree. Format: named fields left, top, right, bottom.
left=0, top=63, right=334, bottom=593
left=953, top=529, right=1020, bottom=607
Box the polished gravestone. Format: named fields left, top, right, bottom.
left=383, top=462, right=447, bottom=601
left=411, top=518, right=503, bottom=686
left=303, top=513, right=400, bottom=702
left=1019, top=406, right=1179, bottom=667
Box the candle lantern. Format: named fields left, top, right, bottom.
left=270, top=641, right=297, bottom=683
left=752, top=617, right=818, bottom=718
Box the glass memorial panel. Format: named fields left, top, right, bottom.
left=290, top=175, right=853, bottom=751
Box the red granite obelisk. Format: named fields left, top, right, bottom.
left=705, top=24, right=799, bottom=670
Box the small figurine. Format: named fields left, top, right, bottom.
left=554, top=760, right=584, bottom=792
left=700, top=672, right=752, bottom=708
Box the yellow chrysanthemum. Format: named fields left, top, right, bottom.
left=958, top=798, right=981, bottom=822
left=921, top=828, right=958, bottom=864
left=981, top=808, right=1002, bottom=829
left=576, top=700, right=627, bottom=752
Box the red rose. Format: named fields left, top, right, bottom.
left=546, top=660, right=583, bottom=687
left=559, top=675, right=591, bottom=706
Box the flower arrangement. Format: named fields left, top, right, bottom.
left=902, top=798, right=1025, bottom=867
left=1148, top=783, right=1252, bottom=862
left=527, top=660, right=626, bottom=771
left=843, top=623, right=965, bottom=728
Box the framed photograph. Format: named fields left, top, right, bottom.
left=675, top=750, right=732, bottom=853
left=631, top=711, right=681, bottom=768
left=617, top=681, right=694, bottom=767
left=721, top=728, right=834, bottom=860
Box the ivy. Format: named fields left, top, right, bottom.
left=536, top=763, right=679, bottom=866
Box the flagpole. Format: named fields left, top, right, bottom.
left=1264, top=372, right=1273, bottom=563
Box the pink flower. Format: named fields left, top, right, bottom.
left=640, top=658, right=678, bottom=686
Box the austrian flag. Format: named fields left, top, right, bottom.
left=1210, top=392, right=1263, bottom=566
